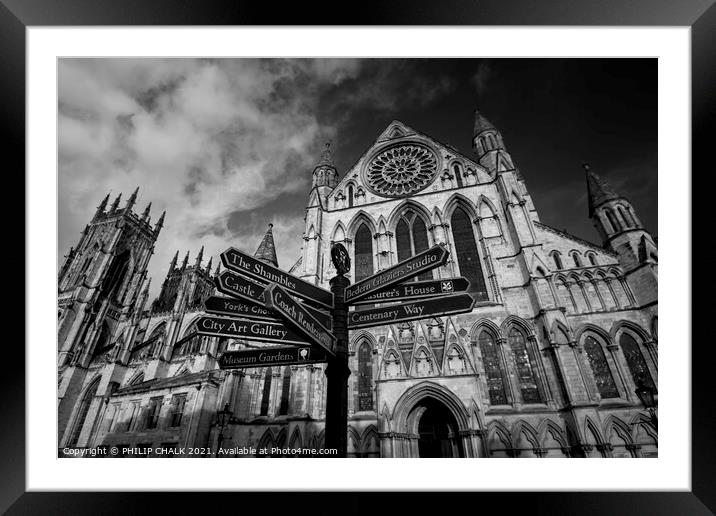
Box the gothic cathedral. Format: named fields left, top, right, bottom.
left=58, top=111, right=658, bottom=458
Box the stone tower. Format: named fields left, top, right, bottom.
left=57, top=188, right=163, bottom=368
left=585, top=163, right=658, bottom=304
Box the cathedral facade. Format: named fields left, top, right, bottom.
left=57, top=111, right=658, bottom=458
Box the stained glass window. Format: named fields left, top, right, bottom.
left=478, top=331, right=508, bottom=405
left=584, top=336, right=620, bottom=399
left=67, top=379, right=99, bottom=447
left=620, top=334, right=655, bottom=390
left=354, top=223, right=374, bottom=282
left=358, top=342, right=374, bottom=411
left=508, top=328, right=542, bottom=403
left=395, top=211, right=432, bottom=281
left=260, top=367, right=273, bottom=416
left=279, top=366, right=291, bottom=415
left=451, top=207, right=488, bottom=301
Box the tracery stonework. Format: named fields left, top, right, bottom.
left=365, top=144, right=438, bottom=197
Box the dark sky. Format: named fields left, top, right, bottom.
left=228, top=58, right=657, bottom=244
left=59, top=58, right=656, bottom=299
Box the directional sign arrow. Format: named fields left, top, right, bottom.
left=220, top=247, right=334, bottom=309
left=218, top=346, right=329, bottom=370
left=195, top=315, right=308, bottom=346
left=347, top=292, right=475, bottom=329
left=214, top=271, right=332, bottom=330
left=350, top=277, right=471, bottom=305
left=345, top=244, right=449, bottom=304
left=264, top=283, right=337, bottom=356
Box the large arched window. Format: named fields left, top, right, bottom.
left=67, top=379, right=100, bottom=447
left=478, top=330, right=508, bottom=405
left=583, top=336, right=620, bottom=399
left=279, top=366, right=291, bottom=415
left=260, top=367, right=273, bottom=416
left=396, top=210, right=432, bottom=281
left=451, top=207, right=488, bottom=301
left=101, top=249, right=131, bottom=304
left=508, top=328, right=542, bottom=403
left=357, top=342, right=373, bottom=411
left=453, top=163, right=464, bottom=188
left=354, top=223, right=374, bottom=282
left=619, top=333, right=655, bottom=389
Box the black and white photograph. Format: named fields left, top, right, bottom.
left=56, top=57, right=659, bottom=460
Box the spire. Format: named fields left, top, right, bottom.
left=181, top=250, right=190, bottom=270
left=205, top=256, right=213, bottom=273
left=169, top=250, right=178, bottom=271
left=110, top=193, right=122, bottom=212
left=316, top=142, right=335, bottom=169
left=155, top=210, right=166, bottom=234
left=141, top=202, right=152, bottom=221
left=95, top=193, right=110, bottom=219
left=195, top=246, right=204, bottom=268
left=126, top=187, right=139, bottom=211
left=214, top=262, right=221, bottom=276
left=254, top=223, right=279, bottom=267
left=584, top=162, right=621, bottom=216
left=473, top=108, right=496, bottom=137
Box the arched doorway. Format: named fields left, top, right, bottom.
left=409, top=397, right=465, bottom=457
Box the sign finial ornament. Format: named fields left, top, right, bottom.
left=331, top=243, right=351, bottom=276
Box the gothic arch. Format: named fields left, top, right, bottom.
left=629, top=413, right=657, bottom=441
left=469, top=318, right=503, bottom=342
left=386, top=199, right=433, bottom=230
left=127, top=371, right=145, bottom=385
left=331, top=221, right=347, bottom=243
left=361, top=424, right=379, bottom=446
left=289, top=427, right=302, bottom=449
left=274, top=428, right=288, bottom=448
left=257, top=428, right=275, bottom=450
left=443, top=192, right=479, bottom=222
left=391, top=381, right=471, bottom=432
left=512, top=420, right=540, bottom=449
left=500, top=315, right=535, bottom=338
left=487, top=421, right=514, bottom=450
left=609, top=320, right=650, bottom=342
left=347, top=426, right=361, bottom=451
left=584, top=416, right=605, bottom=445
left=573, top=323, right=612, bottom=344
left=537, top=419, right=569, bottom=449
left=431, top=206, right=444, bottom=226
left=348, top=330, right=378, bottom=354
left=66, top=375, right=102, bottom=447
left=603, top=415, right=634, bottom=445
left=146, top=320, right=168, bottom=341
left=347, top=210, right=378, bottom=238
left=550, top=320, right=573, bottom=343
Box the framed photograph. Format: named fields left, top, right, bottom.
left=4, top=0, right=711, bottom=513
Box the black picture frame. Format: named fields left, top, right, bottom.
left=3, top=1, right=711, bottom=513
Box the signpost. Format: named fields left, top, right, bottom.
left=218, top=345, right=329, bottom=370
left=349, top=277, right=471, bottom=305
left=347, top=292, right=475, bottom=329
left=264, top=283, right=337, bottom=356
left=214, top=271, right=332, bottom=329
left=203, top=238, right=475, bottom=459
left=195, top=315, right=308, bottom=346
left=221, top=247, right=334, bottom=309
left=344, top=244, right=449, bottom=304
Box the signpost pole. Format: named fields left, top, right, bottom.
left=325, top=265, right=350, bottom=457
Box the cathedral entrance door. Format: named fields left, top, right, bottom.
left=415, top=397, right=464, bottom=458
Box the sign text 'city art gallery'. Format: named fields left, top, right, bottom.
left=347, top=292, right=475, bottom=329
left=196, top=315, right=308, bottom=346
left=218, top=345, right=328, bottom=370
left=264, top=283, right=336, bottom=355
left=221, top=247, right=333, bottom=309
left=344, top=244, right=449, bottom=304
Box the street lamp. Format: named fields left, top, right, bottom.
left=634, top=382, right=658, bottom=432
left=215, top=402, right=232, bottom=457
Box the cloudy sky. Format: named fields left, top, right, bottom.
left=58, top=58, right=657, bottom=300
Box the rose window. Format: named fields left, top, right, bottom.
left=365, top=144, right=438, bottom=197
